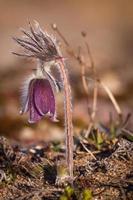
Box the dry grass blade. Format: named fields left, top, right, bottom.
left=80, top=140, right=96, bottom=160
left=99, top=80, right=122, bottom=117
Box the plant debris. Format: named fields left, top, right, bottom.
left=0, top=127, right=132, bottom=200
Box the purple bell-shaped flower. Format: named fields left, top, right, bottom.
left=21, top=77, right=57, bottom=123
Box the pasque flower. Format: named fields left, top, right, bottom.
left=13, top=21, right=74, bottom=182
left=13, top=21, right=61, bottom=123
left=21, top=73, right=56, bottom=123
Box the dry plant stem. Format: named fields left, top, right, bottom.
left=54, top=26, right=122, bottom=134
left=55, top=29, right=69, bottom=47
left=84, top=40, right=98, bottom=121
left=91, top=82, right=98, bottom=121
left=51, top=24, right=79, bottom=60
left=85, top=82, right=98, bottom=138
left=58, top=60, right=73, bottom=182
left=83, top=39, right=98, bottom=137
left=81, top=63, right=89, bottom=96
left=99, top=80, right=122, bottom=117
left=52, top=25, right=98, bottom=133
left=85, top=42, right=95, bottom=71
left=81, top=60, right=98, bottom=137
left=81, top=61, right=94, bottom=138
left=84, top=38, right=122, bottom=120
left=73, top=39, right=98, bottom=137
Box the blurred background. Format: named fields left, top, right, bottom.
left=0, top=0, right=133, bottom=141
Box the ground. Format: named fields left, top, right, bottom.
left=0, top=126, right=132, bottom=200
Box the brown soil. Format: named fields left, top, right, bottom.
left=0, top=134, right=132, bottom=200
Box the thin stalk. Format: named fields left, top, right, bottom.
left=81, top=63, right=89, bottom=96
left=85, top=42, right=95, bottom=71
left=85, top=82, right=98, bottom=138
left=51, top=24, right=70, bottom=47
left=91, top=82, right=98, bottom=121
left=84, top=39, right=98, bottom=122
left=58, top=60, right=73, bottom=182
left=83, top=38, right=98, bottom=137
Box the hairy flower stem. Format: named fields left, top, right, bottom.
left=58, top=60, right=73, bottom=182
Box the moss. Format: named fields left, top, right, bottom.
left=82, top=189, right=92, bottom=200
left=60, top=185, right=74, bottom=200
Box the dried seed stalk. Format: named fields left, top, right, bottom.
left=82, top=34, right=98, bottom=123
left=52, top=24, right=122, bottom=136
left=82, top=34, right=122, bottom=136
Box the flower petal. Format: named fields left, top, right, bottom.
left=20, top=74, right=35, bottom=114
left=33, top=79, right=55, bottom=117
left=28, top=79, right=43, bottom=123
